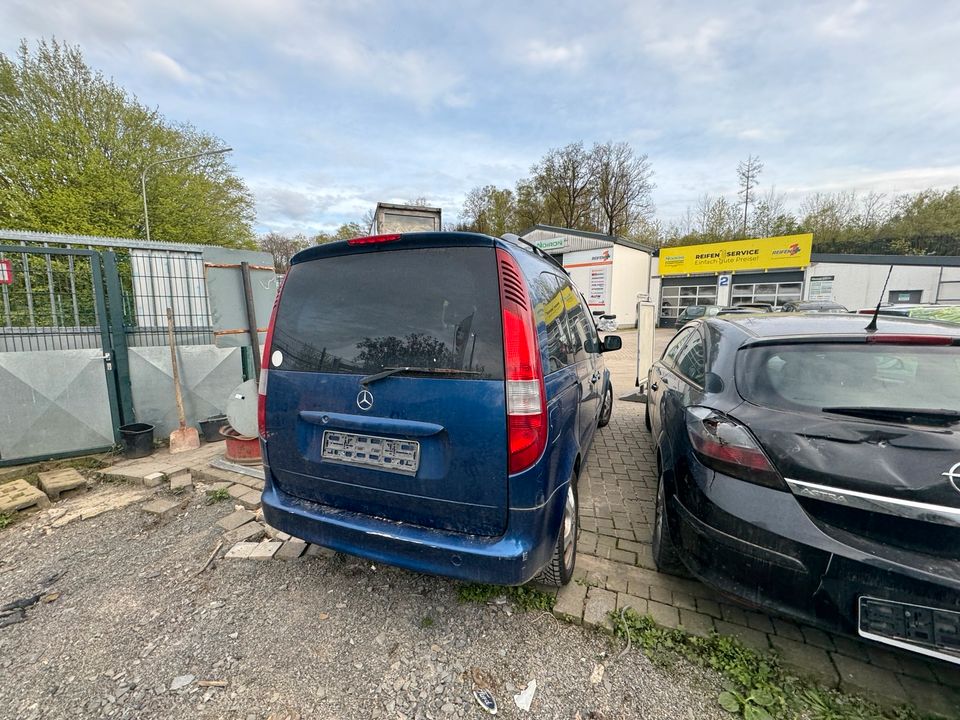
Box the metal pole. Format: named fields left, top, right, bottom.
left=140, top=147, right=232, bottom=243
left=240, top=261, right=262, bottom=380
left=141, top=171, right=151, bottom=242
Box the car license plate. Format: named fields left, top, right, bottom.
left=321, top=431, right=420, bottom=475
left=858, top=596, right=960, bottom=664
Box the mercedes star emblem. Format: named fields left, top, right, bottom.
left=356, top=388, right=374, bottom=411
left=944, top=461, right=960, bottom=494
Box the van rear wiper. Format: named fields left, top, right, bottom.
left=360, top=366, right=481, bottom=386
left=822, top=406, right=960, bottom=425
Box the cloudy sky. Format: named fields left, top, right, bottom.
left=1, top=0, right=958, bottom=235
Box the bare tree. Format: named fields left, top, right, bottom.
left=532, top=142, right=595, bottom=229
left=590, top=141, right=655, bottom=237
left=258, top=232, right=309, bottom=274
left=737, top=155, right=763, bottom=236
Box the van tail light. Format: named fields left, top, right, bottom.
left=347, top=234, right=401, bottom=246
left=497, top=248, right=547, bottom=474
left=685, top=406, right=787, bottom=490
left=257, top=275, right=286, bottom=440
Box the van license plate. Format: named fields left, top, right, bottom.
left=321, top=431, right=420, bottom=475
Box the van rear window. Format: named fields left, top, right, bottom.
left=271, top=247, right=505, bottom=379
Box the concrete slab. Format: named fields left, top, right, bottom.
left=0, top=479, right=51, bottom=514
left=37, top=468, right=87, bottom=501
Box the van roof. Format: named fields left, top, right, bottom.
left=290, top=231, right=568, bottom=276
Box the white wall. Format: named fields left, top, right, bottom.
left=610, top=245, right=651, bottom=326
left=804, top=262, right=944, bottom=310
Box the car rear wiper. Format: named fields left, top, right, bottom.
left=360, top=366, right=482, bottom=386
left=822, top=406, right=960, bottom=426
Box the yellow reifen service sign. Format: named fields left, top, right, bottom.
left=658, top=233, right=813, bottom=276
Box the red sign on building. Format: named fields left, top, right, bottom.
left=0, top=259, right=12, bottom=285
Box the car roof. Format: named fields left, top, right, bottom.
left=705, top=312, right=960, bottom=339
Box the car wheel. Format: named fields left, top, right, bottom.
left=652, top=471, right=689, bottom=577
left=536, top=481, right=578, bottom=586
left=598, top=382, right=613, bottom=428
left=644, top=395, right=652, bottom=432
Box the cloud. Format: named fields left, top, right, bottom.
left=817, top=0, right=870, bottom=39
left=644, top=18, right=727, bottom=70
left=142, top=49, right=200, bottom=85
left=522, top=40, right=585, bottom=69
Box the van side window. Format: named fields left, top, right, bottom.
left=533, top=272, right=574, bottom=373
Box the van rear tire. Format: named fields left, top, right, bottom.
left=536, top=482, right=578, bottom=586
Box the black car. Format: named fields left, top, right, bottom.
left=645, top=313, right=960, bottom=664
left=781, top=300, right=849, bottom=313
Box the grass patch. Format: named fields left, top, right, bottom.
left=420, top=616, right=434, bottom=628
left=207, top=488, right=231, bottom=503
left=0, top=512, right=12, bottom=530
left=456, top=583, right=556, bottom=612
left=611, top=608, right=933, bottom=720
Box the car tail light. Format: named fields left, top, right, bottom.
left=865, top=334, right=955, bottom=346
left=347, top=234, right=401, bottom=246
left=685, top=406, right=786, bottom=490
left=257, top=276, right=286, bottom=440
left=497, top=248, right=546, bottom=474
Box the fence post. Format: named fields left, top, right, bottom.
left=101, top=251, right=135, bottom=425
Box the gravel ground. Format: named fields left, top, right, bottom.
left=0, top=486, right=729, bottom=719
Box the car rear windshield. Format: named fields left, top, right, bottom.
left=271, top=246, right=505, bottom=379
left=736, top=342, right=960, bottom=412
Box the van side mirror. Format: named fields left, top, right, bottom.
left=601, top=335, right=622, bottom=352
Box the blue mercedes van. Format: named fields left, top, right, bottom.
left=258, top=231, right=621, bottom=585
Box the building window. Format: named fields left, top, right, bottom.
left=659, top=284, right=718, bottom=321
left=731, top=281, right=801, bottom=308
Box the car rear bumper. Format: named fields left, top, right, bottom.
left=670, top=458, right=960, bottom=663
left=261, top=465, right=564, bottom=586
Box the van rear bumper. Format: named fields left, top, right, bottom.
left=260, top=469, right=563, bottom=586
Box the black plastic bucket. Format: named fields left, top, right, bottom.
left=198, top=415, right=227, bottom=443
left=119, top=423, right=155, bottom=459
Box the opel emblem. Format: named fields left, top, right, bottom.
left=357, top=388, right=374, bottom=411
left=944, top=461, right=960, bottom=495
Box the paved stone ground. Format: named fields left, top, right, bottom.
left=566, top=329, right=960, bottom=717
left=37, top=332, right=958, bottom=717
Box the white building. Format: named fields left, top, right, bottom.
left=520, top=225, right=655, bottom=327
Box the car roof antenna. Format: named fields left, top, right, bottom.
left=865, top=265, right=894, bottom=332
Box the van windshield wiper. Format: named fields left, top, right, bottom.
left=822, top=406, right=960, bottom=425
left=360, top=366, right=481, bottom=386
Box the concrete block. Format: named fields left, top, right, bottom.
left=679, top=609, right=715, bottom=637
left=237, top=490, right=261, bottom=510
left=714, top=619, right=769, bottom=653
left=217, top=509, right=255, bottom=532
left=553, top=582, right=588, bottom=623
left=141, top=498, right=179, bottom=518
left=143, top=472, right=166, bottom=488
left=224, top=542, right=259, bottom=560
left=832, top=652, right=905, bottom=703
left=583, top=587, right=617, bottom=631
left=275, top=540, right=307, bottom=560
left=226, top=484, right=248, bottom=499
left=0, top=479, right=51, bottom=514
left=248, top=541, right=281, bottom=560
left=37, top=468, right=87, bottom=501
left=648, top=600, right=681, bottom=630
left=169, top=470, right=193, bottom=492
left=222, top=521, right=265, bottom=544
left=770, top=636, right=839, bottom=687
